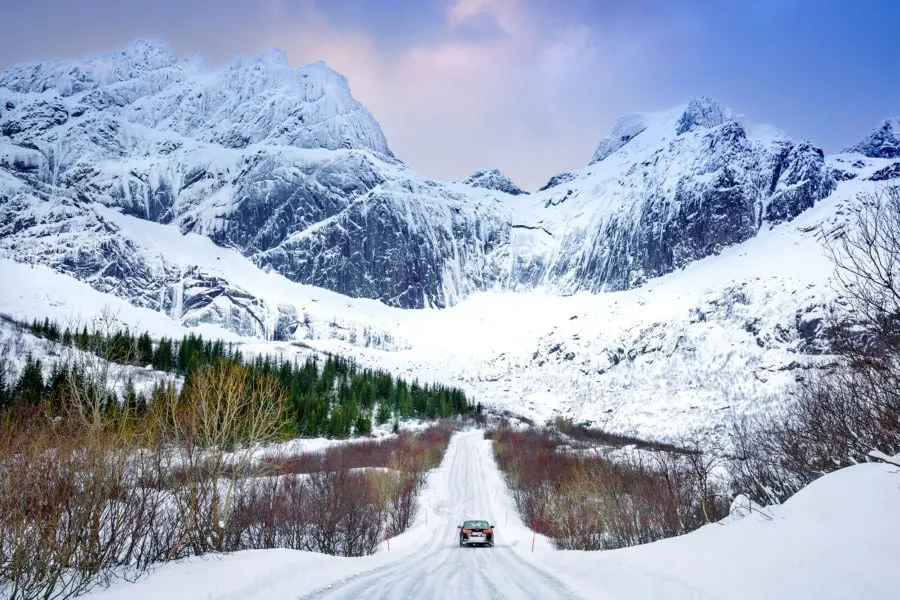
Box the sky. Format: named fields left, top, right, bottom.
left=0, top=0, right=898, bottom=191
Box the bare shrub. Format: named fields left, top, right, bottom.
left=729, top=188, right=900, bottom=504
left=149, top=359, right=288, bottom=556
left=63, top=308, right=136, bottom=428
left=0, top=415, right=175, bottom=600
left=488, top=426, right=727, bottom=551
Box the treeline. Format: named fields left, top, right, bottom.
left=4, top=316, right=475, bottom=438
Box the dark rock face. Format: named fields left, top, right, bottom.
left=543, top=117, right=835, bottom=293
left=847, top=118, right=900, bottom=158
left=869, top=162, right=900, bottom=181
left=766, top=142, right=834, bottom=223
left=211, top=151, right=384, bottom=254
left=259, top=186, right=509, bottom=308
left=537, top=171, right=577, bottom=192
left=460, top=169, right=527, bottom=195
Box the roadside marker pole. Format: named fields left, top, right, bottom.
left=531, top=520, right=536, bottom=553
left=386, top=526, right=391, bottom=551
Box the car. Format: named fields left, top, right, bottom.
left=458, top=519, right=494, bottom=547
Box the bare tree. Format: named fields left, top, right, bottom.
left=826, top=186, right=900, bottom=353
left=729, top=187, right=900, bottom=503
left=152, top=359, right=288, bottom=555
left=64, top=307, right=135, bottom=429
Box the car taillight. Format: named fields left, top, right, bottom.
left=483, top=529, right=492, bottom=534
left=462, top=529, right=472, bottom=534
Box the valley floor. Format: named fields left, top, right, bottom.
left=86, top=431, right=900, bottom=600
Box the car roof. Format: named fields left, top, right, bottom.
left=463, top=519, right=490, bottom=525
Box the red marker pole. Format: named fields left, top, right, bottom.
left=386, top=525, right=391, bottom=551
left=531, top=520, right=536, bottom=553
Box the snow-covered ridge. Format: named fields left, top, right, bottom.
left=459, top=168, right=527, bottom=195
left=0, top=38, right=393, bottom=157
left=845, top=117, right=900, bottom=159
left=0, top=41, right=849, bottom=313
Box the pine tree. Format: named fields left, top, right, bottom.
left=152, top=338, right=174, bottom=371
left=77, top=326, right=89, bottom=350
left=0, top=368, right=8, bottom=411
left=375, top=401, right=391, bottom=426
left=46, top=362, right=69, bottom=414
left=124, top=377, right=138, bottom=414
left=355, top=412, right=372, bottom=436
left=16, top=354, right=45, bottom=407
left=137, top=332, right=153, bottom=365
left=46, top=319, right=60, bottom=342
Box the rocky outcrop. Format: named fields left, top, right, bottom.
left=846, top=118, right=900, bottom=159
left=460, top=169, right=527, bottom=195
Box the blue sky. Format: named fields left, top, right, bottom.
left=0, top=0, right=897, bottom=190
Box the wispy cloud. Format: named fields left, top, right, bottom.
left=1, top=0, right=897, bottom=189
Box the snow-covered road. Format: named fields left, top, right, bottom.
left=299, top=430, right=582, bottom=600
left=87, top=430, right=900, bottom=600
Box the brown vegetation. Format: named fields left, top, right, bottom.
left=0, top=353, right=457, bottom=600
left=487, top=427, right=727, bottom=551
left=728, top=188, right=900, bottom=504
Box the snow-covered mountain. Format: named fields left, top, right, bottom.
left=459, top=169, right=527, bottom=195
left=3, top=40, right=900, bottom=438
left=512, top=97, right=835, bottom=293
left=1, top=43, right=837, bottom=316
left=0, top=40, right=510, bottom=312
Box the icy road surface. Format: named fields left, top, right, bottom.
left=300, top=431, right=582, bottom=600
left=87, top=430, right=900, bottom=600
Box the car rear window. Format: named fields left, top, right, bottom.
left=464, top=521, right=490, bottom=528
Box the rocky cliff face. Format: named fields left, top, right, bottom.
left=846, top=118, right=900, bottom=159
left=0, top=44, right=848, bottom=333
left=516, top=97, right=835, bottom=293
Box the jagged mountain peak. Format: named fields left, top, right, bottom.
left=845, top=117, right=900, bottom=158
left=0, top=41, right=394, bottom=158
left=0, top=38, right=182, bottom=96
left=675, top=96, right=732, bottom=135
left=590, top=96, right=734, bottom=165
left=460, top=168, right=527, bottom=195
left=590, top=113, right=649, bottom=164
